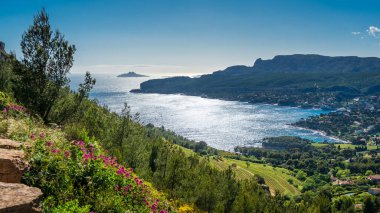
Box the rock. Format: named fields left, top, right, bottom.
left=0, top=149, right=28, bottom=183
left=0, top=182, right=42, bottom=213
left=0, top=138, right=31, bottom=150
left=0, top=139, right=22, bottom=149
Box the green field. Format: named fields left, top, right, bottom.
left=175, top=144, right=303, bottom=195
left=210, top=157, right=302, bottom=196
left=312, top=143, right=378, bottom=150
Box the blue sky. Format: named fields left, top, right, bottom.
left=1, top=0, right=380, bottom=75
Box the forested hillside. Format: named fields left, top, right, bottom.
left=136, top=55, right=380, bottom=109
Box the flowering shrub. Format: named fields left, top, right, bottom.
left=0, top=98, right=172, bottom=212
left=0, top=91, right=10, bottom=110
left=0, top=92, right=25, bottom=112
left=23, top=130, right=173, bottom=212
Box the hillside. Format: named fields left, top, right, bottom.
left=135, top=54, right=380, bottom=108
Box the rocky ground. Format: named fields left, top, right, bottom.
left=0, top=138, right=42, bottom=213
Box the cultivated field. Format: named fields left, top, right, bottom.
left=210, top=157, right=302, bottom=195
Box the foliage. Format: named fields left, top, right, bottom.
left=1, top=108, right=171, bottom=212
left=12, top=9, right=76, bottom=121
left=0, top=54, right=15, bottom=92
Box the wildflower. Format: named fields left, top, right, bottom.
left=83, top=153, right=91, bottom=162
left=51, top=149, right=60, bottom=154
left=45, top=141, right=53, bottom=147
left=39, top=132, right=45, bottom=138
left=3, top=108, right=7, bottom=113
left=117, top=166, right=126, bottom=175
left=64, top=150, right=70, bottom=158
left=143, top=198, right=149, bottom=205
left=159, top=210, right=168, bottom=213
left=114, top=184, right=119, bottom=191
left=30, top=134, right=36, bottom=140
left=151, top=203, right=157, bottom=212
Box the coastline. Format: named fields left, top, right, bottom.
left=291, top=125, right=351, bottom=144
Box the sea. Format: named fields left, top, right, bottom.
left=69, top=73, right=341, bottom=151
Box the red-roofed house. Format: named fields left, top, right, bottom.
left=367, top=175, right=380, bottom=183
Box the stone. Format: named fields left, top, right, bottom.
left=0, top=149, right=28, bottom=183
left=0, top=139, right=22, bottom=149
left=0, top=138, right=31, bottom=150
left=0, top=182, right=42, bottom=213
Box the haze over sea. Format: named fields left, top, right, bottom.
left=70, top=73, right=340, bottom=151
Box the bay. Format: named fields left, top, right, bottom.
left=70, top=73, right=340, bottom=151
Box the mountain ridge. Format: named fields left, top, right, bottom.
left=135, top=54, right=380, bottom=108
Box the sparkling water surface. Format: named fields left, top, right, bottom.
left=70, top=73, right=338, bottom=151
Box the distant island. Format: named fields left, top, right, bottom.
left=117, top=72, right=148, bottom=77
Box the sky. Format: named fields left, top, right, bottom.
left=1, top=0, right=380, bottom=76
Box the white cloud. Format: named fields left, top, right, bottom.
left=367, top=26, right=380, bottom=37
left=351, top=31, right=361, bottom=35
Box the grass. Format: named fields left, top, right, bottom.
left=175, top=145, right=303, bottom=196
left=312, top=143, right=378, bottom=150
left=210, top=157, right=302, bottom=196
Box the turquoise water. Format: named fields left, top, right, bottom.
left=70, top=73, right=339, bottom=151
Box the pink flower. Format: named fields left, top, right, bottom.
left=45, top=141, right=53, bottom=147
left=39, top=132, right=45, bottom=138
left=114, top=184, right=119, bottom=191
left=51, top=149, right=60, bottom=154
left=64, top=150, right=70, bottom=158
left=117, top=166, right=126, bottom=175
left=83, top=153, right=91, bottom=162
left=159, top=210, right=168, bottom=213
left=30, top=134, right=36, bottom=140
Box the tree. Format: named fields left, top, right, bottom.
left=296, top=170, right=307, bottom=181
left=363, top=195, right=376, bottom=213
left=0, top=51, right=15, bottom=92
left=13, top=9, right=76, bottom=122
left=78, top=71, right=96, bottom=101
